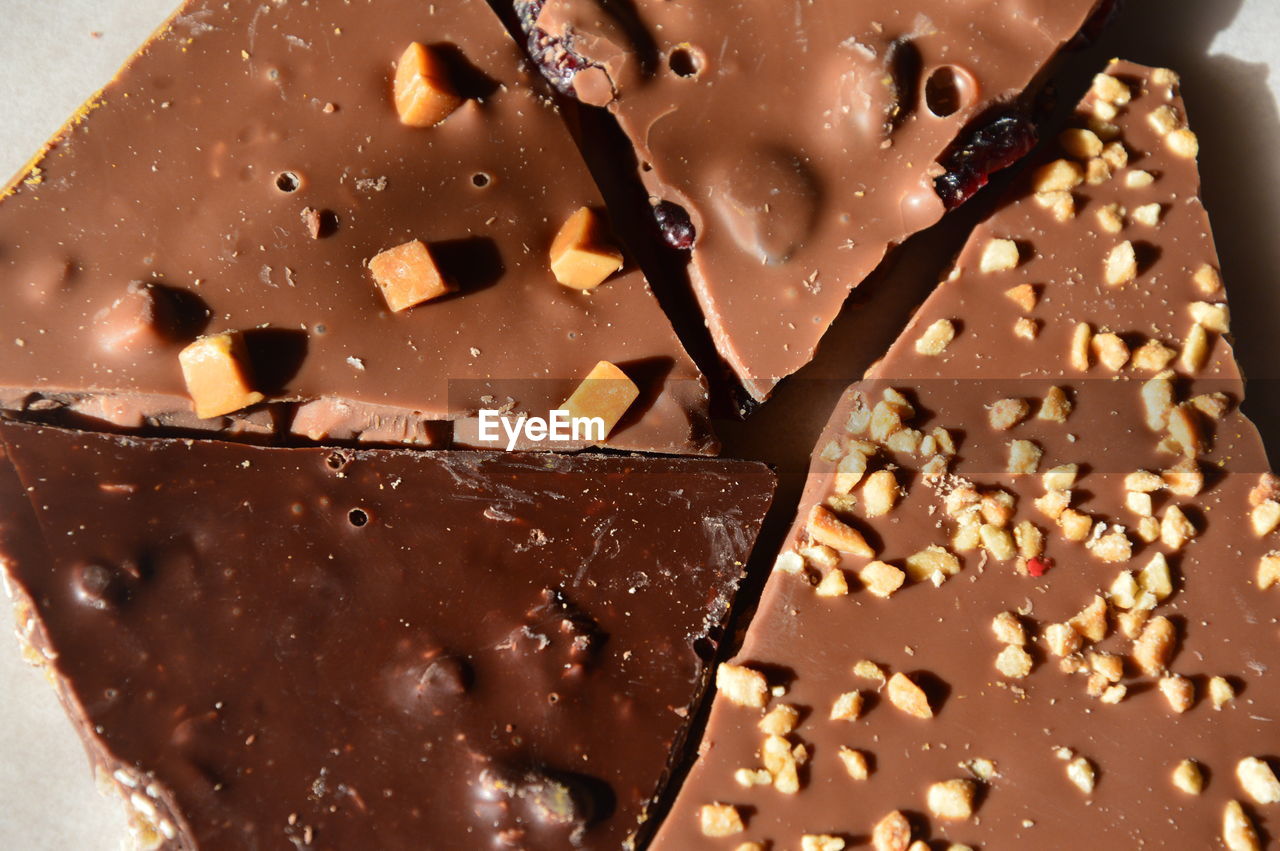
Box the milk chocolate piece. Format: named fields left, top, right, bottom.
left=653, top=63, right=1278, bottom=849
left=514, top=0, right=1107, bottom=401
left=0, top=0, right=713, bottom=454
left=0, top=422, right=774, bottom=849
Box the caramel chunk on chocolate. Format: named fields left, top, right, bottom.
left=558, top=360, right=640, bottom=439
left=549, top=207, right=625, bottom=290
left=368, top=239, right=455, bottom=312
left=177, top=331, right=265, bottom=419
left=393, top=42, right=463, bottom=127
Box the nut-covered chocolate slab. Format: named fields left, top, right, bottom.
left=0, top=0, right=714, bottom=454
left=514, top=0, right=1107, bottom=401
left=653, top=63, right=1279, bottom=849
left=0, top=422, right=774, bottom=849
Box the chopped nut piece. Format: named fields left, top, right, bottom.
left=815, top=569, right=850, bottom=597
left=1087, top=528, right=1132, bottom=563
left=1125, top=169, right=1156, bottom=188
left=1132, top=203, right=1162, bottom=226
left=369, top=239, right=455, bottom=311
left=1060, top=127, right=1103, bottom=158
left=807, top=505, right=874, bottom=557
left=988, top=398, right=1030, bottom=431
left=1180, top=323, right=1210, bottom=374
left=1160, top=676, right=1195, bottom=713
left=1191, top=391, right=1231, bottom=420
left=1125, top=470, right=1163, bottom=492
left=393, top=42, right=463, bottom=128
left=1084, top=157, right=1112, bottom=185
left=832, top=449, right=869, bottom=495
left=927, top=778, right=977, bottom=820
left=1035, top=189, right=1076, bottom=221
left=736, top=843, right=766, bottom=851
left=1173, top=759, right=1204, bottom=795
left=992, top=611, right=1027, bottom=645
left=1069, top=596, right=1109, bottom=643
left=178, top=332, right=265, bottom=419
left=1101, top=140, right=1130, bottom=170
left=1190, top=301, right=1231, bottom=333
left=838, top=747, right=870, bottom=780
left=1007, top=439, right=1042, bottom=475
left=870, top=400, right=907, bottom=442
left=1223, top=800, right=1261, bottom=851
left=1100, top=683, right=1128, bottom=704
left=980, top=524, right=1017, bottom=561
left=872, top=810, right=913, bottom=851
left=903, top=545, right=962, bottom=583
left=1117, top=606, right=1152, bottom=639
left=1167, top=128, right=1199, bottom=159
left=1134, top=616, right=1176, bottom=676
left=1089, top=651, right=1124, bottom=683
left=1161, top=505, right=1198, bottom=551
left=1005, top=283, right=1039, bottom=311
left=961, top=758, right=998, bottom=782
left=1237, top=757, right=1280, bottom=805
left=716, top=663, right=768, bottom=708
left=1014, top=317, right=1040, bottom=340
left=980, top=489, right=1016, bottom=526
left=862, top=470, right=901, bottom=518
left=1259, top=551, right=1280, bottom=590
left=1092, top=332, right=1130, bottom=371
left=1015, top=520, right=1045, bottom=559
left=853, top=660, right=887, bottom=683
left=699, top=803, right=745, bottom=837
left=774, top=551, right=805, bottom=575
left=1163, top=458, right=1205, bottom=497
left=1092, top=73, right=1132, bottom=104
left=979, top=238, right=1020, bottom=273
left=1034, top=159, right=1084, bottom=193
left=1167, top=404, right=1204, bottom=457
left=1133, top=339, right=1177, bottom=371
left=1139, top=552, right=1174, bottom=600
left=1148, top=104, right=1181, bottom=136
left=762, top=734, right=801, bottom=794
left=1039, top=386, right=1073, bottom=422
left=886, top=672, right=933, bottom=719
left=1250, top=500, right=1280, bottom=537
left=859, top=561, right=906, bottom=599
left=1126, top=491, right=1153, bottom=517
left=1104, top=240, right=1138, bottom=286
left=1066, top=756, right=1096, bottom=794
left=1059, top=508, right=1093, bottom=542
left=734, top=768, right=772, bottom=787
left=1109, top=570, right=1139, bottom=609
left=802, top=544, right=841, bottom=569
left=559, top=360, right=639, bottom=439
left=1194, top=263, right=1224, bottom=295
left=1142, top=377, right=1175, bottom=430
left=915, top=319, right=957, bottom=355
left=1096, top=203, right=1125, bottom=234
left=801, top=836, right=846, bottom=851
left=996, top=645, right=1033, bottom=679
left=1069, top=322, right=1093, bottom=371
left=830, top=690, right=865, bottom=721
left=885, top=427, right=922, bottom=455
left=549, top=207, right=625, bottom=290
left=759, top=704, right=799, bottom=736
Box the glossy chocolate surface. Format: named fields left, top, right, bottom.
left=655, top=62, right=1278, bottom=849
left=518, top=0, right=1105, bottom=400
left=0, top=423, right=774, bottom=848
left=0, top=0, right=713, bottom=454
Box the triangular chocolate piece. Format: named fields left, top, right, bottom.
left=0, top=0, right=713, bottom=454
left=0, top=422, right=774, bottom=848
left=652, top=62, right=1278, bottom=849
left=514, top=0, right=1108, bottom=401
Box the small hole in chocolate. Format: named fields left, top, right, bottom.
left=925, top=67, right=963, bottom=117
left=326, top=452, right=347, bottom=470
left=275, top=171, right=301, bottom=192
left=348, top=508, right=369, bottom=527
left=547, top=692, right=560, bottom=704
left=471, top=172, right=491, bottom=188
left=668, top=47, right=702, bottom=79
left=692, top=636, right=716, bottom=661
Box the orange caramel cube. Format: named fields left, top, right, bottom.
left=549, top=207, right=625, bottom=290
left=368, top=239, right=455, bottom=312
left=559, top=361, right=639, bottom=439
left=178, top=331, right=265, bottom=419
left=393, top=42, right=463, bottom=128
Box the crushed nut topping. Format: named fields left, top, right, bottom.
left=915, top=319, right=957, bottom=356
left=1223, top=800, right=1261, bottom=851
left=699, top=803, right=745, bottom=837
left=1173, top=759, right=1204, bottom=795
left=887, top=672, right=933, bottom=719
left=1236, top=757, right=1280, bottom=805
left=927, top=778, right=977, bottom=820
left=979, top=238, right=1021, bottom=273
left=838, top=747, right=870, bottom=780
left=872, top=810, right=913, bottom=851
left=716, top=663, right=769, bottom=708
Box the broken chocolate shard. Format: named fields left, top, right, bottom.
left=0, top=0, right=712, bottom=454
left=0, top=422, right=774, bottom=849
left=652, top=63, right=1278, bottom=850
left=514, top=0, right=1106, bottom=402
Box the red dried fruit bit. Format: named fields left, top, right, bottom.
left=934, top=108, right=1039, bottom=209
left=1027, top=556, right=1053, bottom=577
left=653, top=200, right=696, bottom=250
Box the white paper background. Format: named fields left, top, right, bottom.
left=1, top=0, right=1279, bottom=847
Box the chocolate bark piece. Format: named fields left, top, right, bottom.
left=0, top=422, right=774, bottom=849
left=0, top=0, right=714, bottom=455
left=652, top=63, right=1278, bottom=849
left=513, top=0, right=1107, bottom=402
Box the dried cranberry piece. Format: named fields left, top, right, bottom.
left=933, top=109, right=1038, bottom=209
left=514, top=0, right=601, bottom=95
left=653, top=200, right=696, bottom=250
left=1026, top=556, right=1053, bottom=577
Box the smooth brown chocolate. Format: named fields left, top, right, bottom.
left=0, top=0, right=714, bottom=455
left=0, top=422, right=775, bottom=849
left=513, top=0, right=1107, bottom=401
left=653, top=62, right=1279, bottom=849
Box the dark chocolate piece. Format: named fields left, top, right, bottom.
left=652, top=63, right=1278, bottom=849
left=0, top=0, right=713, bottom=455
left=515, top=0, right=1106, bottom=401
left=0, top=423, right=774, bottom=849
